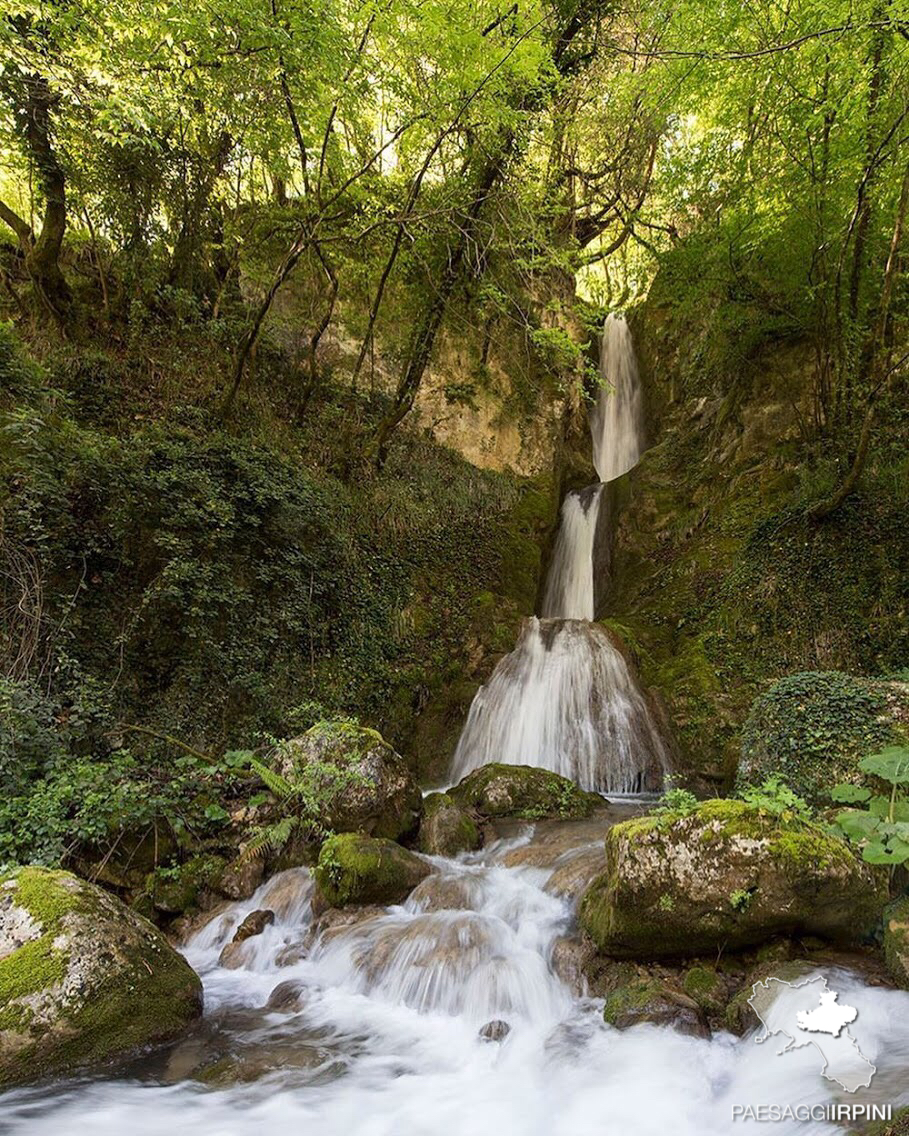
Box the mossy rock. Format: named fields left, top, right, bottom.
left=739, top=672, right=909, bottom=804
left=314, top=833, right=431, bottom=907
left=449, top=764, right=602, bottom=820
left=603, top=977, right=708, bottom=1037
left=0, top=867, right=202, bottom=1087
left=579, top=799, right=887, bottom=960
left=417, top=793, right=481, bottom=857
left=143, top=854, right=228, bottom=915
left=277, top=721, right=423, bottom=842
left=883, top=896, right=909, bottom=989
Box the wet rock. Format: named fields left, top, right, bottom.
left=217, top=856, right=265, bottom=901
left=314, top=833, right=430, bottom=908
left=580, top=800, right=887, bottom=959
left=544, top=848, right=605, bottom=900
left=275, top=940, right=308, bottom=967
left=232, top=909, right=275, bottom=943
left=275, top=723, right=422, bottom=842
left=450, top=764, right=602, bottom=821
left=266, top=979, right=308, bottom=1012
left=603, top=979, right=709, bottom=1037
left=258, top=868, right=314, bottom=922
left=417, top=792, right=480, bottom=857
left=406, top=874, right=479, bottom=912
left=217, top=941, right=251, bottom=969
left=550, top=935, right=595, bottom=996
left=304, top=904, right=386, bottom=949
left=0, top=867, right=202, bottom=1088
left=884, top=896, right=909, bottom=989
left=479, top=1019, right=511, bottom=1042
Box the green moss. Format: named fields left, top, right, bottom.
left=450, top=763, right=601, bottom=820
left=314, top=832, right=429, bottom=907
left=603, top=980, right=665, bottom=1026
left=682, top=966, right=719, bottom=1006
left=0, top=867, right=202, bottom=1087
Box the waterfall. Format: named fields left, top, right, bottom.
left=450, top=313, right=666, bottom=794
left=540, top=486, right=603, bottom=621
left=590, top=312, right=643, bottom=483
left=451, top=618, right=666, bottom=793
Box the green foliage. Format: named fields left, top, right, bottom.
left=832, top=746, right=909, bottom=867
left=737, top=775, right=814, bottom=823
left=243, top=743, right=366, bottom=858
left=653, top=786, right=699, bottom=819
left=740, top=672, right=904, bottom=801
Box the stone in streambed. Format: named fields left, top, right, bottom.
left=479, top=1019, right=511, bottom=1042
left=0, top=867, right=202, bottom=1088
left=232, top=909, right=275, bottom=942
left=579, top=799, right=886, bottom=959
left=417, top=792, right=480, bottom=856
left=603, top=978, right=709, bottom=1037
left=314, top=833, right=430, bottom=908
left=449, top=764, right=602, bottom=820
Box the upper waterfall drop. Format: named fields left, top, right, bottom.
left=590, top=313, right=644, bottom=484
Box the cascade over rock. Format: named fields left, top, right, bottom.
left=450, top=314, right=669, bottom=793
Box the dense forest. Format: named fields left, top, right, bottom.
left=2, top=1, right=909, bottom=1130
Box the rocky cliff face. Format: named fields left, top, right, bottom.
left=598, top=296, right=909, bottom=789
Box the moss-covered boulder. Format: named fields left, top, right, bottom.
left=314, top=833, right=431, bottom=907
left=739, top=672, right=909, bottom=804
left=277, top=721, right=422, bottom=842
left=449, top=764, right=602, bottom=820
left=883, top=896, right=909, bottom=989
left=417, top=793, right=481, bottom=857
left=0, top=867, right=202, bottom=1087
left=579, top=800, right=886, bottom=959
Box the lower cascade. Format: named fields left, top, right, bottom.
left=450, top=617, right=666, bottom=793
left=5, top=841, right=906, bottom=1135
left=451, top=314, right=668, bottom=794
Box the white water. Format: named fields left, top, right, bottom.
left=590, top=313, right=644, bottom=483
left=540, top=486, right=603, bottom=621
left=5, top=837, right=909, bottom=1136
left=450, top=313, right=665, bottom=793
left=450, top=617, right=667, bottom=793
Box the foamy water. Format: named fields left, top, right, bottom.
left=3, top=834, right=908, bottom=1136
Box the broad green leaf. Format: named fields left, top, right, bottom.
left=831, top=784, right=871, bottom=804
left=859, top=747, right=909, bottom=785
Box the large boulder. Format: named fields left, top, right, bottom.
left=0, top=867, right=202, bottom=1087
left=739, top=672, right=909, bottom=804
left=417, top=793, right=480, bottom=857
left=314, top=833, right=430, bottom=907
left=579, top=800, right=886, bottom=959
left=276, top=721, right=422, bottom=842
left=277, top=717, right=422, bottom=845
left=449, top=763, right=602, bottom=820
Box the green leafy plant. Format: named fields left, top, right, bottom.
left=738, top=775, right=814, bottom=822
left=653, top=784, right=699, bottom=819
left=831, top=746, right=909, bottom=866
left=729, top=887, right=754, bottom=913
left=243, top=747, right=367, bottom=859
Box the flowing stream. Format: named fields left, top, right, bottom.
left=4, top=315, right=908, bottom=1134
left=451, top=314, right=667, bottom=793
left=4, top=822, right=909, bottom=1135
